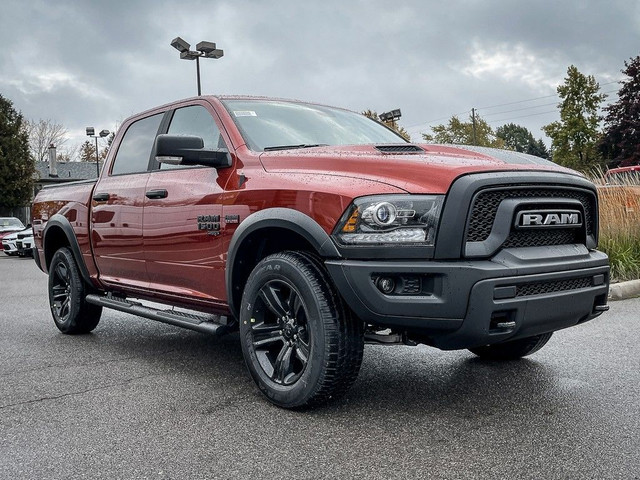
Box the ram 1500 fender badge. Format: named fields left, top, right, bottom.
left=515, top=210, right=582, bottom=228
left=198, top=215, right=221, bottom=235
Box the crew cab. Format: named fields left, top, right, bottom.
left=32, top=96, right=610, bottom=408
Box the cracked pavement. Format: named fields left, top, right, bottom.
left=1, top=255, right=639, bottom=479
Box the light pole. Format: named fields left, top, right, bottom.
left=170, top=37, right=223, bottom=96
left=86, top=127, right=110, bottom=177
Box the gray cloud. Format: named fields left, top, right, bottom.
left=1, top=0, right=638, bottom=152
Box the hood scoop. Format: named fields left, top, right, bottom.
left=375, top=144, right=425, bottom=154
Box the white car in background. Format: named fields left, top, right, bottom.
left=2, top=227, right=34, bottom=257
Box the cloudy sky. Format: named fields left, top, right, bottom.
left=1, top=0, right=638, bottom=156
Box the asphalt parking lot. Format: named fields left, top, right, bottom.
left=1, top=254, right=638, bottom=479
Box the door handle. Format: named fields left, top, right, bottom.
left=145, top=189, right=168, bottom=199
left=93, top=192, right=110, bottom=202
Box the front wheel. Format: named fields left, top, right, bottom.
left=468, top=332, right=553, bottom=360
left=48, top=247, right=102, bottom=334
left=239, top=251, right=364, bottom=408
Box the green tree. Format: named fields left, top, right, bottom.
left=542, top=65, right=606, bottom=170
left=496, top=123, right=550, bottom=159
left=78, top=140, right=96, bottom=162
left=362, top=110, right=411, bottom=141
left=421, top=113, right=504, bottom=148
left=600, top=55, right=640, bottom=167
left=0, top=94, right=34, bottom=214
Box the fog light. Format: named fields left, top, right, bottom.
left=376, top=276, right=396, bottom=294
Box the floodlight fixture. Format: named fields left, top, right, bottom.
left=379, top=109, right=402, bottom=123
left=86, top=127, right=95, bottom=136
left=196, top=41, right=217, bottom=53
left=99, top=129, right=110, bottom=138
left=204, top=49, right=224, bottom=59
left=171, top=36, right=224, bottom=96
left=171, top=37, right=190, bottom=53
left=180, top=50, right=200, bottom=60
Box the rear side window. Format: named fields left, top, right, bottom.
left=160, top=105, right=224, bottom=170
left=111, top=113, right=163, bottom=175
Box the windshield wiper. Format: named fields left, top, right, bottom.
left=263, top=144, right=328, bottom=151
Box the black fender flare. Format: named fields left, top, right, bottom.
left=43, top=214, right=94, bottom=286
left=225, top=208, right=341, bottom=317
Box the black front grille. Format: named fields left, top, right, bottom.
left=502, top=229, right=581, bottom=248
left=466, top=186, right=595, bottom=243
left=516, top=276, right=593, bottom=297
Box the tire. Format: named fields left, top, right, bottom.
left=468, top=332, right=553, bottom=360
left=239, top=251, right=364, bottom=408
left=48, top=247, right=102, bottom=334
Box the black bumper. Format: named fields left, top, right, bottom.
left=325, top=245, right=610, bottom=350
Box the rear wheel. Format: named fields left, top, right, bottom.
left=239, top=251, right=364, bottom=408
left=468, top=332, right=553, bottom=360
left=48, top=247, right=102, bottom=334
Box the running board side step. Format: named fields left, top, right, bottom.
left=85, top=294, right=231, bottom=336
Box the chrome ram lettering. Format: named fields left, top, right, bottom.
left=516, top=210, right=582, bottom=229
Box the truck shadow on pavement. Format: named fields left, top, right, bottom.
left=67, top=315, right=569, bottom=417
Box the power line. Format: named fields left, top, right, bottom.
left=407, top=82, right=622, bottom=132
left=487, top=110, right=558, bottom=124
left=479, top=101, right=559, bottom=117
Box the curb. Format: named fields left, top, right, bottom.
left=609, top=279, right=640, bottom=301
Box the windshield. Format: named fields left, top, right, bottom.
left=221, top=99, right=407, bottom=151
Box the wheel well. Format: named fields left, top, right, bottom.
left=230, top=227, right=317, bottom=315
left=43, top=226, right=70, bottom=270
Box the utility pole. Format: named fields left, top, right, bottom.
left=471, top=108, right=478, bottom=146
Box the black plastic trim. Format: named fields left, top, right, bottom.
left=225, top=208, right=341, bottom=317
left=43, top=214, right=93, bottom=286
left=435, top=171, right=598, bottom=260
left=325, top=247, right=609, bottom=349
left=464, top=198, right=585, bottom=257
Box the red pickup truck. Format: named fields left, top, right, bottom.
left=32, top=96, right=610, bottom=408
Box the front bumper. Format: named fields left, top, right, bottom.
left=325, top=244, right=610, bottom=350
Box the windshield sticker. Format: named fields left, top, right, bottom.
left=233, top=111, right=257, bottom=117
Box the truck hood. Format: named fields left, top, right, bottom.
left=259, top=144, right=579, bottom=194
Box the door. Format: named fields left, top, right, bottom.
left=143, top=104, right=228, bottom=303
left=91, top=113, right=164, bottom=288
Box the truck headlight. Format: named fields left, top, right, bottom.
left=333, top=195, right=444, bottom=246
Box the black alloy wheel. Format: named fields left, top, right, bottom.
left=48, top=247, right=102, bottom=334
left=249, top=279, right=311, bottom=386
left=240, top=251, right=364, bottom=408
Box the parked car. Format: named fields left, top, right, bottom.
left=2, top=227, right=33, bottom=256
left=32, top=95, right=610, bottom=408
left=16, top=228, right=34, bottom=257
left=600, top=165, right=640, bottom=214
left=0, top=217, right=25, bottom=241
left=604, top=165, right=640, bottom=184
left=2, top=230, right=21, bottom=255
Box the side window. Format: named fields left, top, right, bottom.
left=161, top=105, right=224, bottom=170
left=111, top=113, right=163, bottom=175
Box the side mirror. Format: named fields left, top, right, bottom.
left=154, top=134, right=232, bottom=168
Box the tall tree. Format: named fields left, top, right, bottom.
left=25, top=118, right=68, bottom=162
left=362, top=110, right=411, bottom=141
left=600, top=55, right=640, bottom=167
left=542, top=65, right=606, bottom=170
left=78, top=140, right=96, bottom=162
left=0, top=94, right=34, bottom=213
left=422, top=113, right=504, bottom=148
left=496, top=123, right=549, bottom=159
